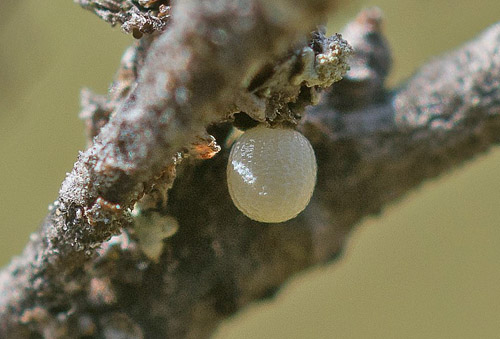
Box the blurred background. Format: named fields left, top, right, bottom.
left=0, top=1, right=499, bottom=338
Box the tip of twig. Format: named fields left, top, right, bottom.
left=355, top=7, right=384, bottom=32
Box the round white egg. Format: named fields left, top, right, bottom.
left=227, top=125, right=317, bottom=223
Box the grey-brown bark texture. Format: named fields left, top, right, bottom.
left=1, top=1, right=499, bottom=338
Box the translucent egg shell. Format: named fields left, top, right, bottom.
left=227, top=125, right=317, bottom=223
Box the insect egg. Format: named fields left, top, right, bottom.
left=227, top=125, right=317, bottom=223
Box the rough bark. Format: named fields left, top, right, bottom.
left=76, top=0, right=171, bottom=37
left=1, top=2, right=499, bottom=339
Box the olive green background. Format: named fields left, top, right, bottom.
left=1, top=1, right=499, bottom=338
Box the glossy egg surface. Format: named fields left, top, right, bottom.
left=227, top=125, right=317, bottom=223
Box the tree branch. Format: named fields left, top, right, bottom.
left=1, top=4, right=499, bottom=339
left=75, top=0, right=171, bottom=37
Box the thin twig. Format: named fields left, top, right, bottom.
left=1, top=4, right=499, bottom=339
